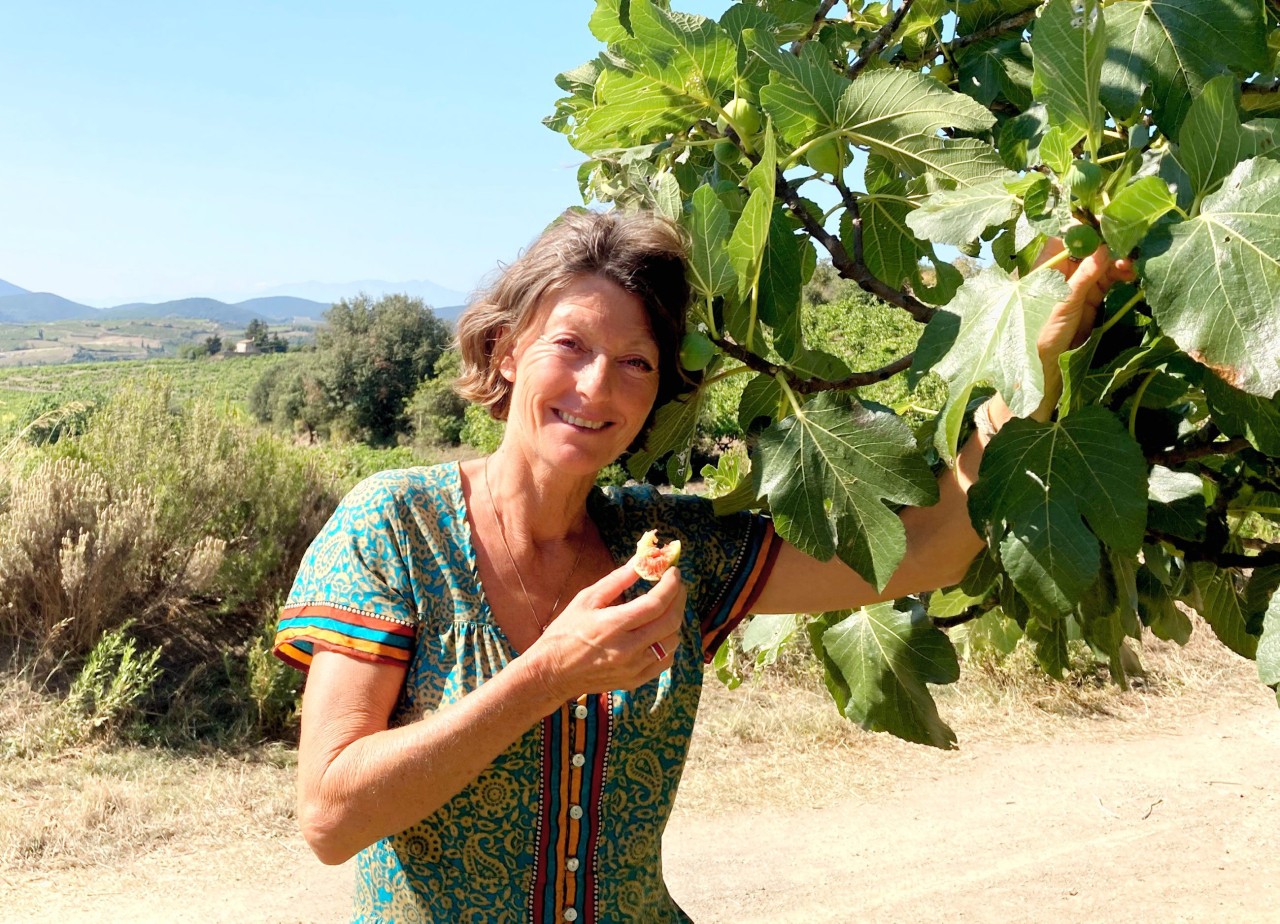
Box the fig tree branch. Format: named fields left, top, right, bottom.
left=1149, top=529, right=1280, bottom=569
left=774, top=169, right=936, bottom=323
left=848, top=0, right=917, bottom=80
left=896, top=8, right=1038, bottom=69
left=1148, top=438, right=1253, bottom=466
left=792, top=0, right=841, bottom=55
left=709, top=333, right=915, bottom=390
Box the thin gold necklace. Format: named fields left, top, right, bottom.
left=483, top=455, right=588, bottom=632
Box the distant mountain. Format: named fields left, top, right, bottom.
left=101, top=296, right=329, bottom=325
left=238, top=278, right=469, bottom=310
left=0, top=292, right=100, bottom=323
left=0, top=278, right=30, bottom=298
left=235, top=296, right=331, bottom=319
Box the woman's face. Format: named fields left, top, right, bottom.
left=498, top=275, right=661, bottom=478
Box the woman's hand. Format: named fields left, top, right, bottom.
left=527, top=562, right=686, bottom=703
left=990, top=237, right=1136, bottom=427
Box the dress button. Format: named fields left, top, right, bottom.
left=566, top=858, right=580, bottom=872
left=563, top=909, right=578, bottom=922
left=571, top=753, right=586, bottom=768
left=573, top=704, right=589, bottom=720
left=568, top=805, right=584, bottom=821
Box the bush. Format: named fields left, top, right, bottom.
left=406, top=350, right=467, bottom=448
left=0, top=373, right=341, bottom=744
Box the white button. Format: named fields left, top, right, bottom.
left=571, top=753, right=586, bottom=768
left=568, top=805, right=584, bottom=821
left=563, top=910, right=578, bottom=922
left=573, top=705, right=589, bottom=719
left=566, top=858, right=580, bottom=872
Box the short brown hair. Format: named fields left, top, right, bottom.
left=454, top=209, right=691, bottom=424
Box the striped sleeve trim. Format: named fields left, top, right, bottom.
left=272, top=603, right=415, bottom=672
left=700, top=516, right=781, bottom=663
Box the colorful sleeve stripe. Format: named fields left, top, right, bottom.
left=272, top=603, right=415, bottom=672
left=701, top=516, right=781, bottom=663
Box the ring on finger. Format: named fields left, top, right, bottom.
left=650, top=641, right=667, bottom=662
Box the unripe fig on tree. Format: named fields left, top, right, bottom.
left=1063, top=224, right=1101, bottom=259
left=713, top=140, right=740, bottom=165
left=717, top=97, right=761, bottom=138
left=679, top=331, right=716, bottom=371
left=930, top=62, right=953, bottom=85
left=1064, top=159, right=1104, bottom=209
left=805, top=138, right=848, bottom=176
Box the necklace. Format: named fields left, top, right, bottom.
left=483, top=455, right=588, bottom=632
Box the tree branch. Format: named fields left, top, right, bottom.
left=792, top=0, right=841, bottom=56
left=1148, top=530, right=1280, bottom=569
left=775, top=168, right=936, bottom=323
left=897, top=8, right=1038, bottom=69
left=932, top=611, right=985, bottom=629
left=709, top=334, right=915, bottom=390
left=794, top=353, right=916, bottom=392
left=1148, top=438, right=1253, bottom=466
left=848, top=0, right=917, bottom=80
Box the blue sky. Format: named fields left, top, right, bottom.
left=0, top=2, right=728, bottom=306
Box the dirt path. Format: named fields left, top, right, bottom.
left=7, top=697, right=1277, bottom=923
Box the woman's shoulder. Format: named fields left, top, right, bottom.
left=342, top=462, right=460, bottom=509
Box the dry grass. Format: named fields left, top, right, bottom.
left=677, top=614, right=1267, bottom=815
left=0, top=615, right=1268, bottom=871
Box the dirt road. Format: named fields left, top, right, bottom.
left=8, top=696, right=1277, bottom=923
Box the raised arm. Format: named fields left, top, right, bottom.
left=750, top=243, right=1135, bottom=617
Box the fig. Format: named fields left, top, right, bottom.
left=713, top=140, right=740, bottom=166
left=1064, top=224, right=1102, bottom=259
left=633, top=530, right=682, bottom=581
left=805, top=138, right=847, bottom=176
left=679, top=331, right=716, bottom=371
left=718, top=97, right=761, bottom=138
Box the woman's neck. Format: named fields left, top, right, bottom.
left=484, top=443, right=596, bottom=545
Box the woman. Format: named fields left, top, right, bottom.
left=274, top=209, right=1132, bottom=922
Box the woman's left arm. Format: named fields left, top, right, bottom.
left=750, top=243, right=1135, bottom=616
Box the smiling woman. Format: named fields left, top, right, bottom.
left=271, top=207, right=1129, bottom=922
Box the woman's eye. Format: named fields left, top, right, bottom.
left=624, top=357, right=655, bottom=373
left=553, top=337, right=581, bottom=351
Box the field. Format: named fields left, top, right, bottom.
left=0, top=317, right=316, bottom=367
left=0, top=352, right=299, bottom=433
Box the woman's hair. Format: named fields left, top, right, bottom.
left=454, top=208, right=692, bottom=424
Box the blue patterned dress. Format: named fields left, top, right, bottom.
left=274, top=462, right=778, bottom=923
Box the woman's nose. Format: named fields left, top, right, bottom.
left=576, top=351, right=614, bottom=396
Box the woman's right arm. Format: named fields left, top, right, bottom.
left=295, top=561, right=685, bottom=865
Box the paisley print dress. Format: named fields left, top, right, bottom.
left=274, top=462, right=778, bottom=923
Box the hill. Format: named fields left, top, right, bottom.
left=0, top=279, right=30, bottom=298
left=99, top=296, right=314, bottom=326
left=0, top=292, right=100, bottom=323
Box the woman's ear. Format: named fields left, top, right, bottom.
left=495, top=326, right=516, bottom=383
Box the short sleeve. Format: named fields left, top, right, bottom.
left=273, top=473, right=420, bottom=672
left=596, top=486, right=780, bottom=663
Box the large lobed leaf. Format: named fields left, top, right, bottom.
left=968, top=407, right=1148, bottom=614
left=1099, top=0, right=1267, bottom=142
left=912, top=264, right=1070, bottom=460
left=1031, top=0, right=1107, bottom=153
left=818, top=601, right=960, bottom=749
left=1143, top=157, right=1280, bottom=398
left=755, top=393, right=938, bottom=591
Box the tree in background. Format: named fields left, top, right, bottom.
left=251, top=293, right=452, bottom=445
